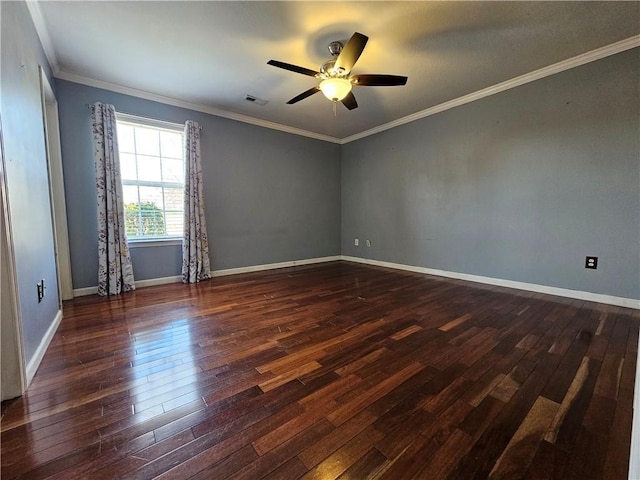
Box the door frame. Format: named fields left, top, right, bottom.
left=0, top=113, right=27, bottom=400
left=39, top=67, right=73, bottom=301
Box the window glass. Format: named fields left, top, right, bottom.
left=116, top=116, right=185, bottom=240
left=117, top=124, right=135, bottom=153
left=134, top=127, right=160, bottom=156
left=160, top=131, right=183, bottom=159
left=162, top=158, right=184, bottom=183
left=120, top=153, right=138, bottom=181
left=136, top=154, right=162, bottom=182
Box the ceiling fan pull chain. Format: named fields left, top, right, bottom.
left=333, top=101, right=337, bottom=117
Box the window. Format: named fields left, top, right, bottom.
left=116, top=114, right=184, bottom=241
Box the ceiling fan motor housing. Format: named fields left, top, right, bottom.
left=323, top=41, right=349, bottom=76
left=321, top=59, right=348, bottom=78
left=328, top=41, right=343, bottom=57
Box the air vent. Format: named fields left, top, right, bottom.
left=245, top=95, right=268, bottom=106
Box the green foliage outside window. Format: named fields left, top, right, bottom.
left=124, top=201, right=166, bottom=237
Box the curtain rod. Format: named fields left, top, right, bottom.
left=85, top=104, right=201, bottom=130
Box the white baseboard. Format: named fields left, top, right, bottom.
left=72, top=285, right=99, bottom=297
left=341, top=256, right=640, bottom=310
left=211, top=256, right=342, bottom=277
left=630, top=330, right=640, bottom=480
left=25, top=308, right=62, bottom=385
left=72, top=256, right=342, bottom=297
left=73, top=274, right=182, bottom=297
left=72, top=255, right=639, bottom=309
left=136, top=275, right=182, bottom=288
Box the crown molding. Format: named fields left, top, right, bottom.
left=340, top=35, right=640, bottom=144
left=44, top=25, right=638, bottom=146
left=55, top=70, right=342, bottom=144
left=25, top=0, right=60, bottom=75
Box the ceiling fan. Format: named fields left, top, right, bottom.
left=267, top=32, right=408, bottom=111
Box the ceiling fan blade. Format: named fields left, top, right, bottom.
left=351, top=74, right=408, bottom=86
left=341, top=91, right=358, bottom=110
left=287, top=87, right=320, bottom=104
left=334, top=32, right=368, bottom=74
left=267, top=60, right=319, bottom=77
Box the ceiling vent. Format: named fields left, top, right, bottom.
left=245, top=95, right=268, bottom=106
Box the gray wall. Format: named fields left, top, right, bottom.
left=1, top=1, right=60, bottom=360
left=55, top=48, right=639, bottom=300
left=55, top=80, right=341, bottom=288
left=342, top=49, right=640, bottom=300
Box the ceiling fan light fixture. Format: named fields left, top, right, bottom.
left=268, top=32, right=407, bottom=111
left=319, top=77, right=352, bottom=102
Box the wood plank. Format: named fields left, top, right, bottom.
left=335, top=447, right=387, bottom=479
left=211, top=419, right=334, bottom=480
left=391, top=324, right=423, bottom=340
left=602, top=322, right=639, bottom=479
left=544, top=356, right=590, bottom=444
left=327, top=362, right=424, bottom=427
left=252, top=399, right=336, bottom=456
left=333, top=347, right=389, bottom=376
left=470, top=373, right=506, bottom=407
left=414, top=429, right=474, bottom=479
left=258, top=361, right=321, bottom=393
left=525, top=439, right=569, bottom=479
left=439, top=313, right=472, bottom=332
left=488, top=396, right=559, bottom=479
left=298, top=425, right=384, bottom=480
left=1, top=261, right=636, bottom=480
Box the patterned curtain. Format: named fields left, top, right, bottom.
left=91, top=102, right=135, bottom=296
left=182, top=120, right=211, bottom=283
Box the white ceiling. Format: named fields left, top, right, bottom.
left=33, top=1, right=639, bottom=142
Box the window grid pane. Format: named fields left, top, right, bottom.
left=117, top=118, right=185, bottom=240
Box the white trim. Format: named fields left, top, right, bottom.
left=116, top=112, right=184, bottom=132
left=211, top=256, right=342, bottom=277
left=25, top=309, right=62, bottom=384
left=55, top=71, right=341, bottom=144
left=25, top=1, right=60, bottom=75
left=341, top=35, right=640, bottom=144
left=71, top=256, right=342, bottom=296
left=340, top=256, right=640, bottom=309
left=52, top=37, right=639, bottom=144
left=0, top=117, right=27, bottom=399
left=71, top=255, right=639, bottom=309
left=135, top=275, right=182, bottom=288
left=630, top=331, right=640, bottom=480
left=40, top=66, right=73, bottom=301
left=73, top=274, right=183, bottom=297
left=72, top=286, right=99, bottom=297
left=128, top=239, right=182, bottom=248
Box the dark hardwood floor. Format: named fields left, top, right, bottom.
left=1, top=261, right=638, bottom=479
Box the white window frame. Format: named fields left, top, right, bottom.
left=115, top=113, right=185, bottom=245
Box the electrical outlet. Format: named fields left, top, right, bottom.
left=354, top=238, right=359, bottom=246
left=366, top=240, right=371, bottom=247
left=37, top=280, right=45, bottom=302
left=585, top=256, right=598, bottom=269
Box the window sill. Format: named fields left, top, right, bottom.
left=128, top=238, right=183, bottom=248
